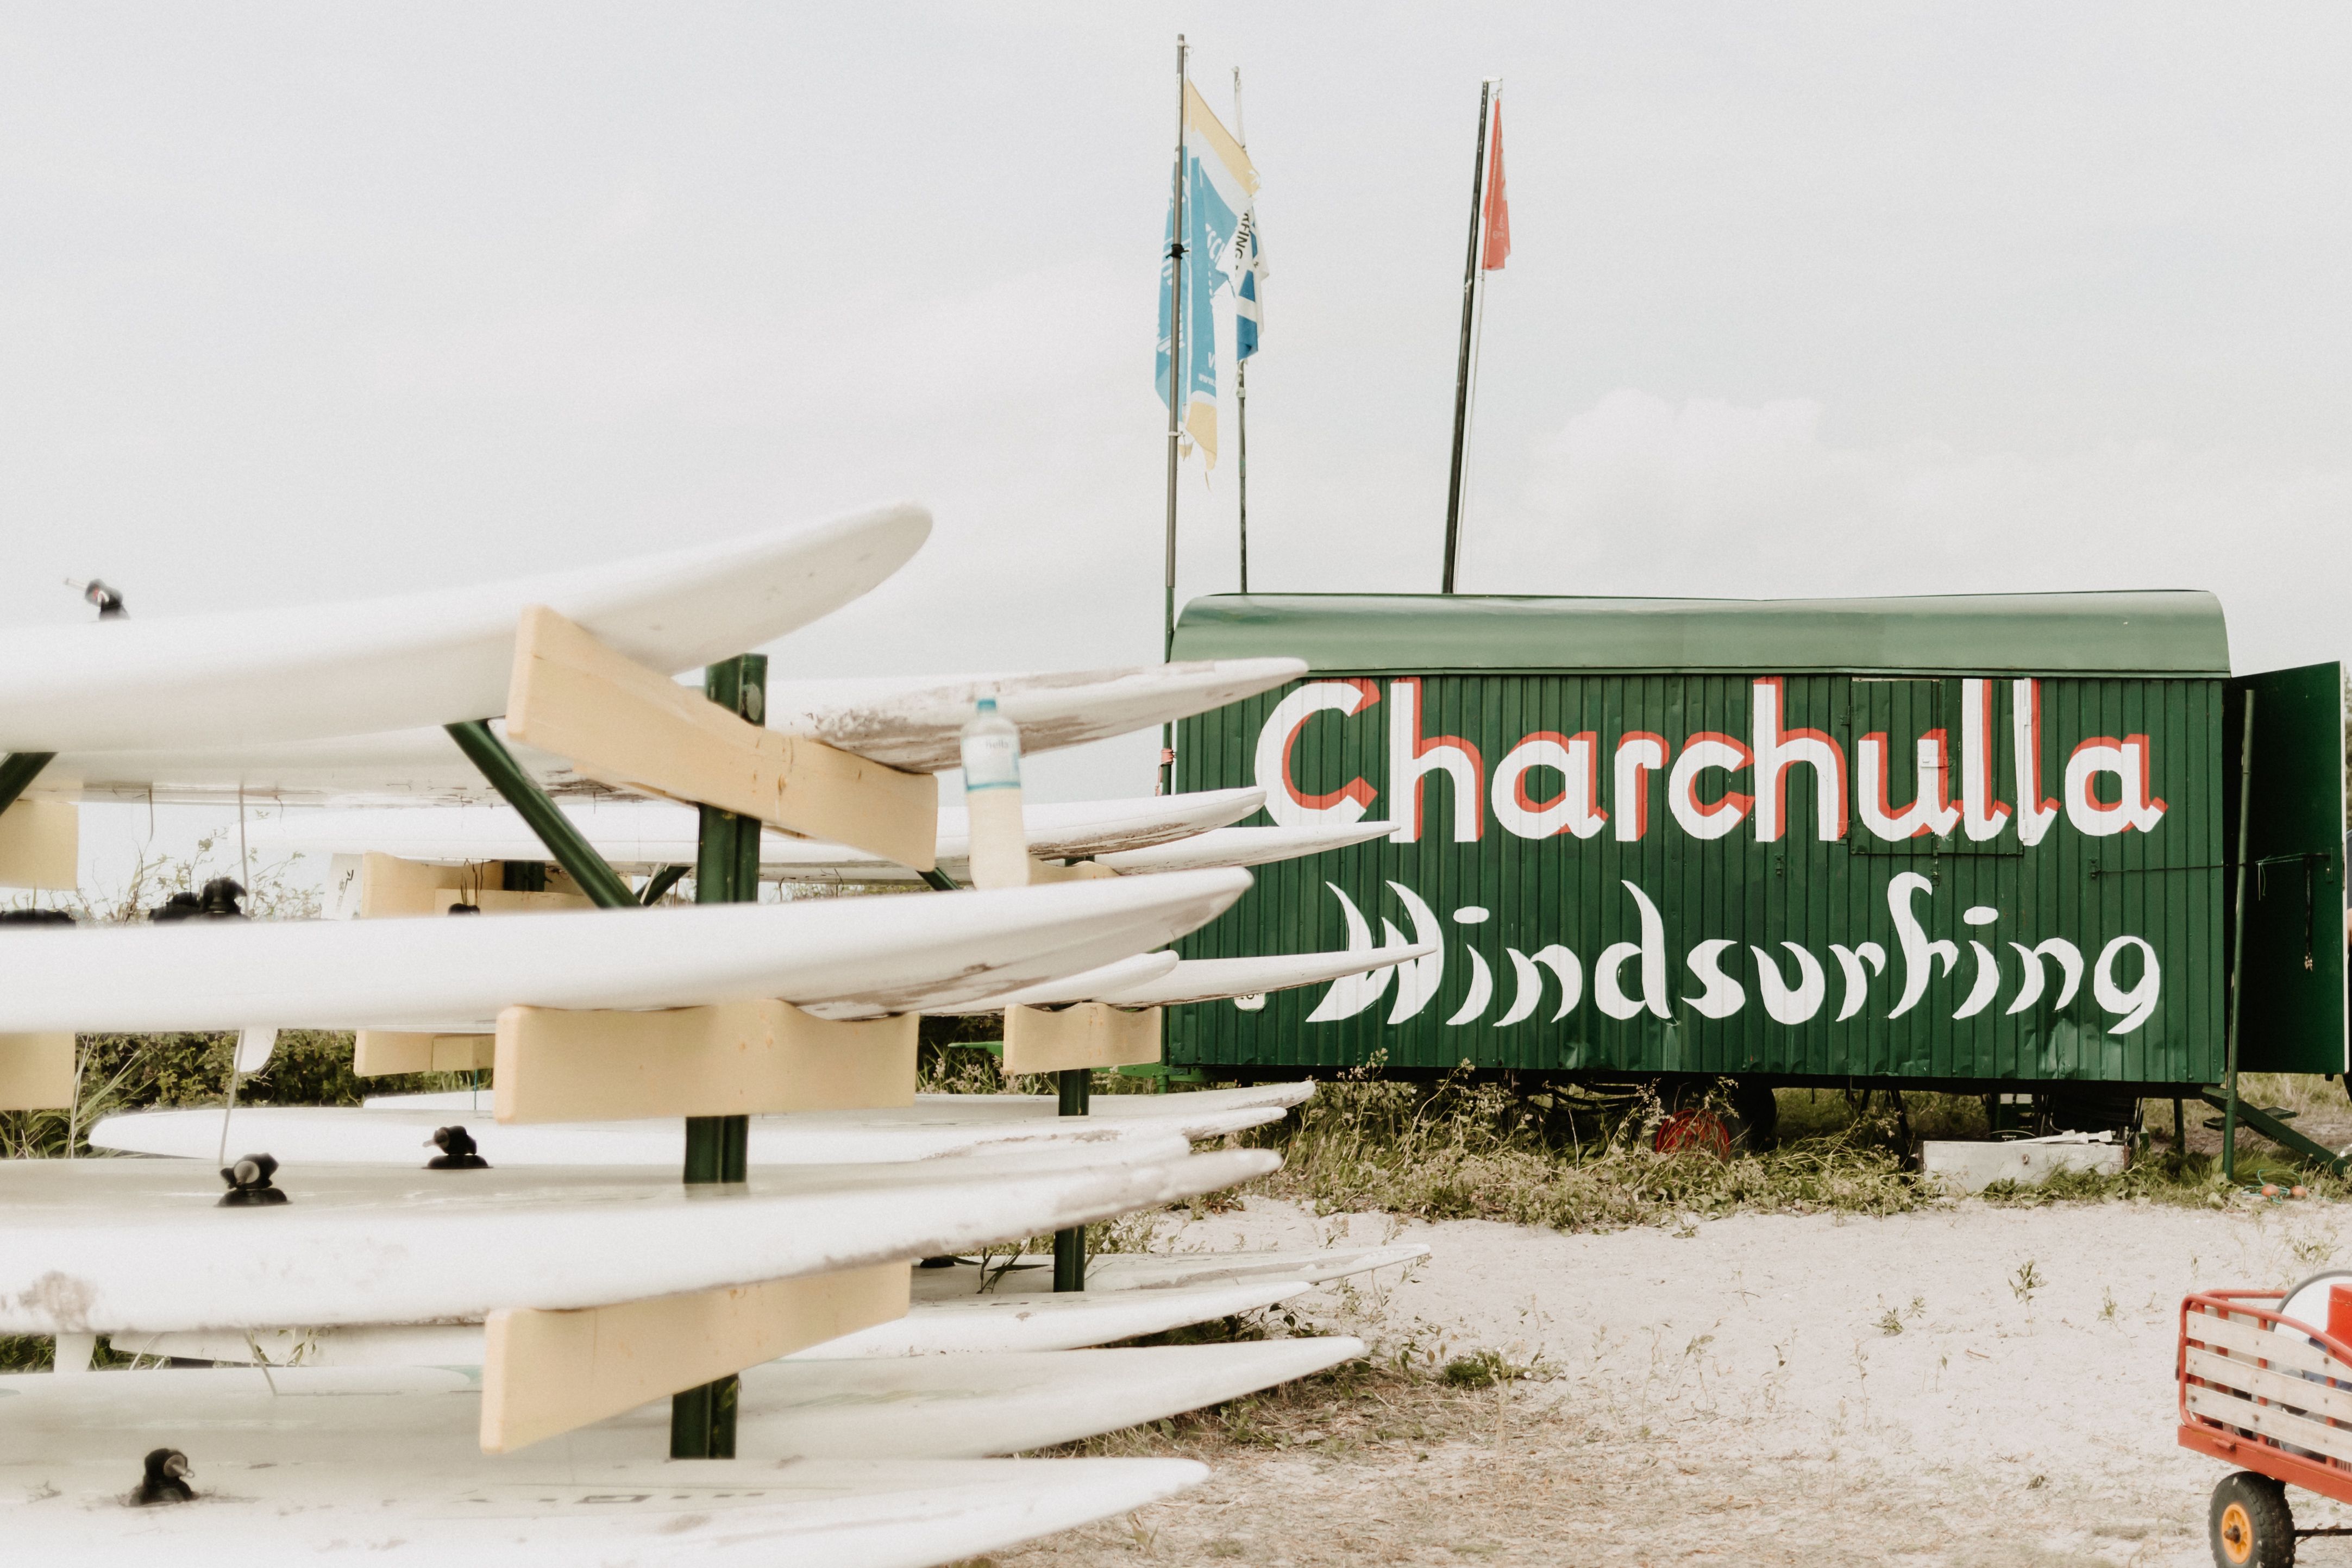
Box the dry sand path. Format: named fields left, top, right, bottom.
left=1001, top=1194, right=2352, bottom=1567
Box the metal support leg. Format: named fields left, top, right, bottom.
left=443, top=722, right=636, bottom=908
left=0, top=753, right=55, bottom=816
left=1053, top=1067, right=1090, bottom=1293
left=672, top=654, right=766, bottom=1460
left=2198, top=1088, right=2348, bottom=1178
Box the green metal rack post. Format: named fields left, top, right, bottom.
left=671, top=653, right=766, bottom=1458
left=1053, top=1067, right=1089, bottom=1291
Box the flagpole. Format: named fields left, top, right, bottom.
left=1236, top=361, right=1249, bottom=594
left=1234, top=66, right=1250, bottom=597
left=1159, top=35, right=1189, bottom=795
left=1440, top=79, right=1495, bottom=594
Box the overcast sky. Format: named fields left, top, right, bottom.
left=5, top=4, right=2349, bottom=887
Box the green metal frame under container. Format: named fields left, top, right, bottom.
left=1169, top=591, right=2346, bottom=1095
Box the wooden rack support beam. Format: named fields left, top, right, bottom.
left=504, top=605, right=938, bottom=872
left=0, top=751, right=74, bottom=893
left=1002, top=1003, right=1164, bottom=1076
left=0, top=1033, right=74, bottom=1111
left=482, top=1262, right=909, bottom=1454
left=493, top=1003, right=915, bottom=1122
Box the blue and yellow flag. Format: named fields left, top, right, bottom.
left=1156, top=80, right=1258, bottom=468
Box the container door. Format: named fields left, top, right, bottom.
left=2224, top=662, right=2348, bottom=1074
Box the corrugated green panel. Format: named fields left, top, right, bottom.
left=1172, top=671, right=2225, bottom=1086
left=1172, top=592, right=2231, bottom=678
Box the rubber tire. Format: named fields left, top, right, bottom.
left=2209, top=1469, right=2294, bottom=1567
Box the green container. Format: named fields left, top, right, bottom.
left=1170, top=592, right=2345, bottom=1090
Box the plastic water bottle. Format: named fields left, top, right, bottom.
left=960, top=698, right=1028, bottom=889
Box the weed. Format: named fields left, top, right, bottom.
left=2100, top=1288, right=2119, bottom=1322
left=2291, top=1233, right=2340, bottom=1271
left=1242, top=1069, right=1932, bottom=1235
left=1877, top=1306, right=1904, bottom=1337
left=2011, top=1260, right=2044, bottom=1304
left=1443, top=1350, right=1519, bottom=1388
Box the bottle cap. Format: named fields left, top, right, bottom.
left=977, top=697, right=998, bottom=713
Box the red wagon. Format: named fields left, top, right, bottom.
left=2180, top=1282, right=2352, bottom=1566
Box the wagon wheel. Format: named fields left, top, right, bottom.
left=2208, top=1470, right=2293, bottom=1567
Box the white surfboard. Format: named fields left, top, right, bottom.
left=133, top=1277, right=1315, bottom=1368
left=1095, top=821, right=1395, bottom=874
left=913, top=1242, right=1431, bottom=1303
left=91, top=1095, right=1289, bottom=1167
left=10, top=1343, right=1359, bottom=1462
left=0, top=1144, right=1274, bottom=1335
left=762, top=662, right=1305, bottom=774
left=1, top=504, right=931, bottom=756
left=363, top=1080, right=1318, bottom=1133
left=260, top=790, right=1271, bottom=882
left=796, top=1280, right=1316, bottom=1359
left=52, top=660, right=1307, bottom=806
left=937, top=943, right=1434, bottom=1014
left=0, top=865, right=1250, bottom=1032
left=0, top=1427, right=1205, bottom=1568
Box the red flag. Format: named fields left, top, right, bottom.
left=1480, top=100, right=1510, bottom=271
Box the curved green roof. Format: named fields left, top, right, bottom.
left=1172, top=590, right=2230, bottom=677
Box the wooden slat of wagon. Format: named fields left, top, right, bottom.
left=2185, top=1384, right=2352, bottom=1466
left=2186, top=1345, right=2352, bottom=1428
left=2188, top=1309, right=2341, bottom=1379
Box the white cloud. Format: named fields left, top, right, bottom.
left=1473, top=389, right=2352, bottom=674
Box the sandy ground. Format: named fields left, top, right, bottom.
left=994, top=1192, right=2352, bottom=1567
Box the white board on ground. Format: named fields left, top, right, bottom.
left=140, top=1278, right=1314, bottom=1367
left=0, top=1393, right=1201, bottom=1568
left=912, top=1242, right=1431, bottom=1302
left=0, top=1145, right=1275, bottom=1334
left=0, top=867, right=1250, bottom=1032
left=92, top=1093, right=1290, bottom=1166
left=0, top=504, right=929, bottom=756
left=262, top=789, right=1270, bottom=882
left=53, top=661, right=1303, bottom=807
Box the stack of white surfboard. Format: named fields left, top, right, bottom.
left=0, top=503, right=1425, bottom=1566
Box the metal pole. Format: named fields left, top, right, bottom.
left=1234, top=65, right=1250, bottom=598
left=1053, top=1065, right=1092, bottom=1291
left=2224, top=693, right=2257, bottom=1182
left=1159, top=34, right=1189, bottom=798
left=673, top=653, right=765, bottom=1459
left=1237, top=359, right=1249, bottom=595
left=443, top=723, right=636, bottom=909
left=0, top=752, right=55, bottom=817
left=1439, top=81, right=1494, bottom=595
